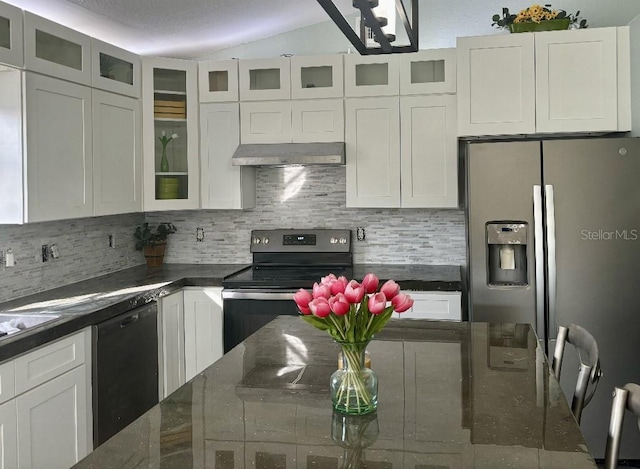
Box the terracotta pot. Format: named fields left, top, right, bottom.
left=143, top=243, right=167, bottom=268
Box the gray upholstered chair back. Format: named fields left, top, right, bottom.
left=604, top=383, right=640, bottom=469
left=551, top=324, right=602, bottom=424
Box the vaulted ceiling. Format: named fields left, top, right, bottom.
left=4, top=0, right=640, bottom=59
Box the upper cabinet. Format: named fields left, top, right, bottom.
left=91, top=38, right=141, bottom=98
left=198, top=59, right=239, bottom=102
left=142, top=57, right=200, bottom=211
left=23, top=12, right=91, bottom=85
left=344, top=54, right=400, bottom=97
left=0, top=1, right=23, bottom=67
left=399, top=48, right=456, bottom=95
left=200, top=102, right=255, bottom=210
left=25, top=73, right=93, bottom=222
left=290, top=54, right=343, bottom=99
left=92, top=90, right=142, bottom=216
left=239, top=57, right=290, bottom=101
left=457, top=27, right=631, bottom=137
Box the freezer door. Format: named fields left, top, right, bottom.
left=467, top=141, right=543, bottom=331
left=543, top=137, right=640, bottom=459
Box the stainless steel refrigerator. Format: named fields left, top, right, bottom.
left=465, top=137, right=640, bottom=460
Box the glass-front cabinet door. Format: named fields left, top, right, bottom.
left=23, top=12, right=91, bottom=85
left=0, top=1, right=23, bottom=67
left=142, top=57, right=199, bottom=211
left=91, top=38, right=141, bottom=98
left=198, top=59, right=238, bottom=102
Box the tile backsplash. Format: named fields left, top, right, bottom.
left=0, top=166, right=466, bottom=302
left=0, top=213, right=145, bottom=302
left=147, top=166, right=466, bottom=265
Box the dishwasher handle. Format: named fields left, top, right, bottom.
left=119, top=313, right=139, bottom=328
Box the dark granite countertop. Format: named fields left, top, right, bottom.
left=73, top=316, right=595, bottom=468
left=0, top=263, right=461, bottom=362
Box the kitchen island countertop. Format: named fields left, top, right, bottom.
left=73, top=316, right=595, bottom=468
left=0, top=263, right=461, bottom=362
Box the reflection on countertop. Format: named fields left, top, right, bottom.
left=73, top=317, right=595, bottom=469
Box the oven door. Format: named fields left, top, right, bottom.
left=222, top=289, right=300, bottom=353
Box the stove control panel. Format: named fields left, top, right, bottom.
left=250, top=229, right=352, bottom=253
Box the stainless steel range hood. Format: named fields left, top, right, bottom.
left=232, top=142, right=345, bottom=166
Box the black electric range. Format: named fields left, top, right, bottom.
left=222, top=229, right=352, bottom=352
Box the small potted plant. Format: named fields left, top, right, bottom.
left=134, top=222, right=177, bottom=268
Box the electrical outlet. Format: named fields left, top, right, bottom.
left=5, top=249, right=14, bottom=267
left=108, top=234, right=115, bottom=248
left=41, top=244, right=49, bottom=263
left=356, top=227, right=366, bottom=241
left=50, top=244, right=59, bottom=259
left=196, top=227, right=204, bottom=242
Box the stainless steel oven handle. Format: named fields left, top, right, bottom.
left=222, top=290, right=298, bottom=301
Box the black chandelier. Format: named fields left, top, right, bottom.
left=316, top=0, right=418, bottom=54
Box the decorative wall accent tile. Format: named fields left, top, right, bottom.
left=0, top=213, right=145, bottom=302
left=147, top=166, right=466, bottom=265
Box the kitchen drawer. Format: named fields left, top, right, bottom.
left=15, top=330, right=86, bottom=395
left=396, top=291, right=462, bottom=321
left=0, top=361, right=15, bottom=405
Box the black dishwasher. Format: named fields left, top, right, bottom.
left=92, top=302, right=159, bottom=447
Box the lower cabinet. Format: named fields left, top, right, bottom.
left=159, top=287, right=224, bottom=399
left=0, top=401, right=17, bottom=469
left=0, top=328, right=91, bottom=469
left=396, top=291, right=462, bottom=321
left=16, top=366, right=89, bottom=469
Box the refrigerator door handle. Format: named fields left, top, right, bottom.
left=545, top=184, right=558, bottom=340
left=533, top=185, right=546, bottom=343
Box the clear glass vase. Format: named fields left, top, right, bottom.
left=331, top=410, right=379, bottom=468
left=330, top=341, right=378, bottom=415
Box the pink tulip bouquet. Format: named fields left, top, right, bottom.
left=293, top=273, right=414, bottom=342
left=293, top=273, right=413, bottom=414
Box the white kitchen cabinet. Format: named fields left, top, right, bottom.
left=142, top=57, right=199, bottom=211
left=0, top=400, right=17, bottom=469
left=456, top=33, right=536, bottom=137
left=457, top=27, right=631, bottom=137
left=345, top=97, right=400, bottom=207
left=400, top=95, right=458, bottom=208
left=23, top=12, right=91, bottom=85
left=400, top=48, right=456, bottom=96
left=346, top=95, right=457, bottom=208
left=6, top=328, right=92, bottom=469
left=291, top=54, right=344, bottom=99
left=92, top=90, right=142, bottom=216
left=344, top=54, right=400, bottom=97
left=241, top=99, right=344, bottom=144
left=240, top=101, right=292, bottom=143
left=0, top=1, right=23, bottom=67
left=16, top=365, right=89, bottom=469
left=395, top=291, right=462, bottom=321
left=200, top=102, right=255, bottom=210
left=183, top=288, right=224, bottom=382
left=535, top=27, right=629, bottom=133
left=239, top=57, right=291, bottom=101
left=158, top=290, right=185, bottom=399
left=91, top=38, right=141, bottom=98
left=291, top=99, right=344, bottom=143
left=199, top=59, right=239, bottom=102
left=25, top=72, right=93, bottom=222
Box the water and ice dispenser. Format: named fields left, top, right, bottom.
left=486, top=222, right=528, bottom=287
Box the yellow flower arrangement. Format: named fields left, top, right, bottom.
left=492, top=4, right=588, bottom=31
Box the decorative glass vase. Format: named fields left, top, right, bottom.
left=331, top=411, right=379, bottom=469
left=330, top=341, right=378, bottom=415
left=160, top=147, right=169, bottom=172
